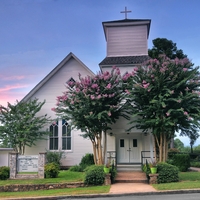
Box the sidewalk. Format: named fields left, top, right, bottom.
left=109, top=182, right=157, bottom=194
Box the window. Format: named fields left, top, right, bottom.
left=133, top=139, right=137, bottom=147
left=62, top=119, right=71, bottom=150
left=66, top=77, right=75, bottom=88
left=120, top=139, right=124, bottom=147
left=49, top=119, right=72, bottom=151
left=49, top=121, right=58, bottom=150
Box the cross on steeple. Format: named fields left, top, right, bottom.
left=120, top=7, right=131, bottom=19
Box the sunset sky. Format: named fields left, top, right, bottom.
left=1, top=0, right=200, bottom=146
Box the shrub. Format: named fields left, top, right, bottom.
left=110, top=163, right=117, bottom=184
left=84, top=165, right=105, bottom=186
left=44, top=162, right=60, bottom=178
left=190, top=161, right=200, bottom=168
left=79, top=153, right=94, bottom=170
left=69, top=153, right=95, bottom=172
left=172, top=154, right=190, bottom=172
left=168, top=148, right=179, bottom=159
left=0, top=166, right=10, bottom=180
left=69, top=165, right=83, bottom=172
left=157, top=162, right=179, bottom=184
left=46, top=150, right=64, bottom=167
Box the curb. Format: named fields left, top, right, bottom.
left=3, top=189, right=200, bottom=200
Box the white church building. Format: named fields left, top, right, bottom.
left=22, top=14, right=154, bottom=169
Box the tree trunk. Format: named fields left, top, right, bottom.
left=92, top=141, right=97, bottom=165
left=153, top=136, right=157, bottom=159
left=97, top=136, right=103, bottom=165
left=103, top=131, right=107, bottom=165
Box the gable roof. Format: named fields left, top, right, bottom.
left=22, top=52, right=95, bottom=102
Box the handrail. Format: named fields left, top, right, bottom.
left=141, top=151, right=156, bottom=165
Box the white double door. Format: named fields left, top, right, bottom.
left=117, top=135, right=141, bottom=163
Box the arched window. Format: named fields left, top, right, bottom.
left=49, top=119, right=72, bottom=151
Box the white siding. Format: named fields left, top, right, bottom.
left=25, top=56, right=94, bottom=167
left=107, top=25, right=148, bottom=56
left=101, top=66, right=136, bottom=75
left=0, top=150, right=14, bottom=167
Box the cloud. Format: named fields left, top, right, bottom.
left=0, top=75, right=25, bottom=81
left=0, top=84, right=29, bottom=92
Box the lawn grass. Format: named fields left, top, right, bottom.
left=0, top=186, right=110, bottom=199
left=0, top=170, right=111, bottom=199
left=0, top=170, right=84, bottom=186
left=153, top=171, right=200, bottom=191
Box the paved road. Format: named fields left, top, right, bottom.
left=61, top=193, right=200, bottom=200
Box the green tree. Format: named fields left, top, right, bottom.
left=148, top=38, right=187, bottom=59
left=53, top=67, right=129, bottom=165
left=180, top=125, right=199, bottom=153
left=125, top=55, right=200, bottom=162
left=0, top=99, right=51, bottom=154
left=174, top=138, right=184, bottom=151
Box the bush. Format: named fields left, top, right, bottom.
left=44, top=162, right=60, bottom=178
left=69, top=165, right=83, bottom=172
left=69, top=153, right=95, bottom=172
left=0, top=166, right=10, bottom=180
left=110, top=163, right=117, bottom=184
left=157, top=162, right=179, bottom=184
left=190, top=161, right=200, bottom=168
left=84, top=165, right=105, bottom=186
left=79, top=153, right=94, bottom=170
left=172, top=154, right=190, bottom=172
left=46, top=150, right=64, bottom=167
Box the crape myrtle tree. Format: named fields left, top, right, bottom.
left=0, top=99, right=51, bottom=155
left=53, top=67, right=129, bottom=165
left=125, top=55, right=200, bottom=162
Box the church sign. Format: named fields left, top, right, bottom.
left=17, top=155, right=38, bottom=172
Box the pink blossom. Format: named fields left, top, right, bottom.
left=108, top=112, right=111, bottom=116
left=177, top=99, right=181, bottom=103
left=183, top=68, right=188, bottom=72
left=184, top=111, right=188, bottom=115
left=91, top=84, right=98, bottom=89
left=166, top=112, right=170, bottom=116
left=143, top=83, right=149, bottom=88
left=116, top=68, right=121, bottom=75
left=123, top=73, right=132, bottom=81
left=90, top=95, right=95, bottom=100
left=133, top=67, right=138, bottom=72
left=97, top=95, right=101, bottom=99
left=51, top=108, right=56, bottom=112
left=188, top=117, right=192, bottom=120
left=125, top=89, right=130, bottom=94
left=106, top=83, right=111, bottom=89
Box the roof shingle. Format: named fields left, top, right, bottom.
left=99, top=55, right=150, bottom=65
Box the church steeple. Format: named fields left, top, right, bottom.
left=99, top=9, right=151, bottom=72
